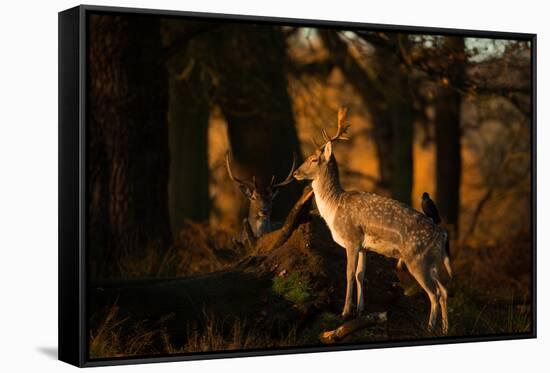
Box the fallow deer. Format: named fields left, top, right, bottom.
left=396, top=192, right=443, bottom=271
left=225, top=152, right=296, bottom=246
left=293, top=108, right=452, bottom=334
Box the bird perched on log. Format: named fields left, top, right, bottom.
left=421, top=192, right=441, bottom=224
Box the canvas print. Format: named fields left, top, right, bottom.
left=86, top=12, right=533, bottom=360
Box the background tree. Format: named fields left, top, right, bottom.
left=163, top=21, right=215, bottom=235
left=434, top=36, right=465, bottom=235
left=206, top=24, right=303, bottom=220
left=319, top=30, right=414, bottom=205
left=167, top=61, right=210, bottom=233
left=88, top=15, right=171, bottom=278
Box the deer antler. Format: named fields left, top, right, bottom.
left=225, top=152, right=255, bottom=189
left=322, top=107, right=350, bottom=144
left=310, top=137, right=322, bottom=149
left=311, top=107, right=351, bottom=150
left=270, top=152, right=297, bottom=190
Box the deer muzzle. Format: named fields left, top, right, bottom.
left=257, top=209, right=269, bottom=218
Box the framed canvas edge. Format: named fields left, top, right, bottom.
left=81, top=333, right=536, bottom=367
left=530, top=33, right=537, bottom=339
left=77, top=3, right=536, bottom=40
left=58, top=4, right=538, bottom=368
left=58, top=5, right=86, bottom=367
left=79, top=4, right=88, bottom=367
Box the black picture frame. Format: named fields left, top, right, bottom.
left=59, top=4, right=537, bottom=367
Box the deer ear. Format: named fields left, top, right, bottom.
left=323, top=141, right=332, bottom=161
left=239, top=184, right=253, bottom=198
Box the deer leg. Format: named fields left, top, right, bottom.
left=436, top=279, right=449, bottom=335
left=342, top=246, right=360, bottom=319
left=355, top=249, right=367, bottom=315
left=396, top=258, right=406, bottom=271
left=408, top=264, right=440, bottom=333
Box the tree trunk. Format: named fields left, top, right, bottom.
left=210, top=25, right=303, bottom=221
left=318, top=30, right=392, bottom=190
left=319, top=31, right=413, bottom=204
left=167, top=51, right=210, bottom=235
left=390, top=93, right=414, bottom=205
left=371, top=108, right=394, bottom=191
left=435, top=37, right=464, bottom=235
left=88, top=15, right=171, bottom=278
left=387, top=36, right=414, bottom=206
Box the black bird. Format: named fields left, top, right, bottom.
left=421, top=192, right=441, bottom=224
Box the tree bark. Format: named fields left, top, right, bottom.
left=435, top=37, right=464, bottom=234
left=166, top=46, right=210, bottom=235
left=387, top=37, right=414, bottom=205
left=390, top=94, right=414, bottom=205
left=88, top=15, right=172, bottom=278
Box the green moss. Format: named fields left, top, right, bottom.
left=272, top=272, right=311, bottom=304
left=296, top=312, right=343, bottom=345
left=318, top=312, right=342, bottom=330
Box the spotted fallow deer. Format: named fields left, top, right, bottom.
left=293, top=108, right=452, bottom=334
left=225, top=152, right=296, bottom=245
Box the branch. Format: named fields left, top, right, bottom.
left=286, top=59, right=335, bottom=78
left=340, top=168, right=382, bottom=185
left=460, top=126, right=524, bottom=244
left=318, top=30, right=387, bottom=102
left=165, top=23, right=221, bottom=59
left=319, top=312, right=387, bottom=343
left=354, top=31, right=395, bottom=49
left=269, top=186, right=314, bottom=251
left=461, top=187, right=494, bottom=245
left=479, top=88, right=531, bottom=117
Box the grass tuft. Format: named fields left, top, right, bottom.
left=272, top=272, right=312, bottom=304
left=89, top=306, right=298, bottom=358
left=89, top=303, right=167, bottom=358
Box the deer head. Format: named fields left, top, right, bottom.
left=293, top=107, right=350, bottom=182
left=225, top=152, right=296, bottom=237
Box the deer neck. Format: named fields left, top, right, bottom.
left=249, top=210, right=270, bottom=238
left=311, top=157, right=343, bottom=227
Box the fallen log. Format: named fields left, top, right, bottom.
left=319, top=312, right=388, bottom=344
left=268, top=186, right=314, bottom=251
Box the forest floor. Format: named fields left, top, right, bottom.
left=87, top=215, right=532, bottom=360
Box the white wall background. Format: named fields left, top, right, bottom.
left=0, top=0, right=547, bottom=371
